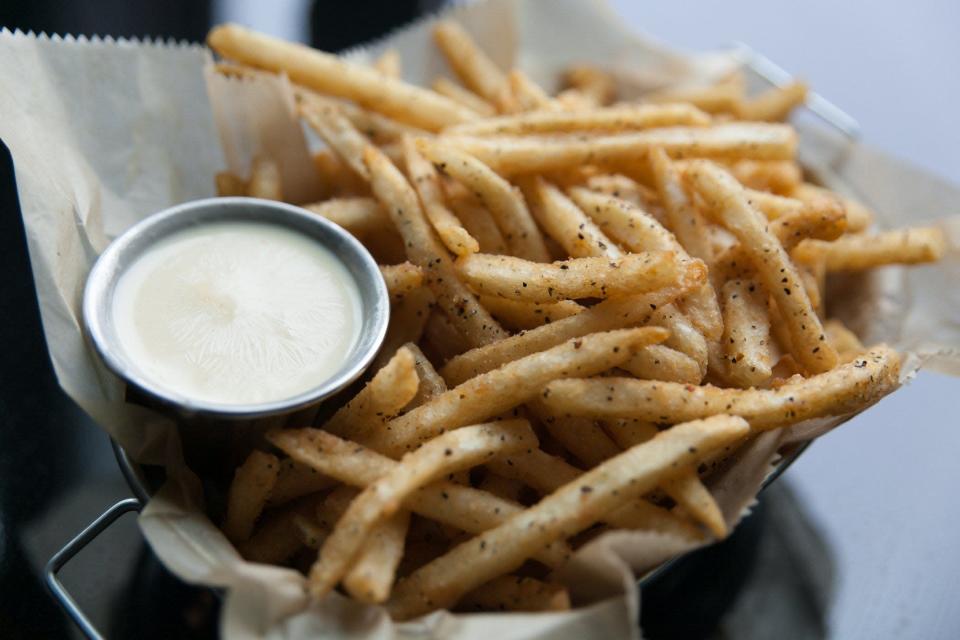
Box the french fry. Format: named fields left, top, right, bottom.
left=446, top=103, right=711, bottom=136
left=791, top=183, right=873, bottom=233
left=266, top=428, right=572, bottom=567
left=585, top=174, right=659, bottom=209
left=372, top=286, right=434, bottom=372
left=441, top=123, right=799, bottom=174
left=621, top=344, right=703, bottom=383
left=387, top=415, right=750, bottom=619
left=208, top=24, right=476, bottom=130
left=304, top=197, right=387, bottom=238
left=423, top=310, right=470, bottom=363
left=479, top=296, right=583, bottom=331
left=529, top=398, right=621, bottom=467
left=719, top=279, right=776, bottom=388
left=301, top=105, right=372, bottom=181
left=415, top=139, right=551, bottom=261
left=477, top=474, right=526, bottom=503
left=247, top=156, right=283, bottom=200
left=323, top=346, right=419, bottom=440
left=403, top=136, right=480, bottom=256
left=432, top=77, right=497, bottom=117
left=824, top=319, right=865, bottom=363
left=737, top=80, right=808, bottom=122
left=268, top=458, right=336, bottom=505
left=364, top=145, right=507, bottom=347
left=368, top=328, right=669, bottom=456
left=605, top=420, right=725, bottom=538
left=215, top=171, right=247, bottom=197
left=728, top=160, right=802, bottom=194
left=343, top=510, right=410, bottom=603
left=568, top=186, right=723, bottom=342
left=223, top=451, right=280, bottom=542
left=792, top=227, right=946, bottom=271
left=298, top=91, right=429, bottom=145
left=562, top=64, right=617, bottom=106
left=643, top=72, right=745, bottom=114
left=441, top=287, right=700, bottom=386
left=648, top=147, right=714, bottom=263
left=311, top=149, right=370, bottom=197
left=373, top=48, right=401, bottom=78
left=522, top=178, right=622, bottom=258
left=505, top=69, right=556, bottom=112
left=432, top=20, right=508, bottom=105
left=446, top=193, right=511, bottom=255
left=308, top=420, right=537, bottom=597
left=458, top=576, right=571, bottom=612
left=685, top=160, right=837, bottom=373
left=405, top=342, right=448, bottom=407
left=456, top=252, right=691, bottom=303
left=541, top=346, right=900, bottom=430
left=238, top=493, right=326, bottom=564
left=649, top=305, right=710, bottom=374
left=380, top=262, right=424, bottom=301
left=293, top=514, right=328, bottom=550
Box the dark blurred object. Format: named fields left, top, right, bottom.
left=310, top=0, right=443, bottom=52
left=0, top=0, right=209, bottom=41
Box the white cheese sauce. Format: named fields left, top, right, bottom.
left=112, top=221, right=361, bottom=405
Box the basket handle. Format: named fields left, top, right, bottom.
left=44, top=497, right=143, bottom=640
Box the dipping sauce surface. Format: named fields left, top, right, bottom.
left=112, top=221, right=362, bottom=405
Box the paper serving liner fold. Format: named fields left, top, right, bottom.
left=1, top=0, right=958, bottom=637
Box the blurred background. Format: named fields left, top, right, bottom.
left=1, top=1, right=957, bottom=638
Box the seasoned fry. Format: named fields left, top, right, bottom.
left=298, top=92, right=428, bottom=146
left=247, top=156, right=283, bottom=200
left=456, top=252, right=691, bottom=303
left=446, top=194, right=511, bottom=255
left=268, top=458, right=336, bottom=505
left=686, top=160, right=837, bottom=373
left=432, top=77, right=496, bottom=117
left=405, top=342, right=448, bottom=407
left=442, top=287, right=700, bottom=386
left=308, top=420, right=536, bottom=597
left=323, top=346, right=419, bottom=440
left=304, top=197, right=387, bottom=237
left=311, top=149, right=370, bottom=197
left=446, top=103, right=711, bottom=136
left=737, top=80, right=808, bottom=122
left=720, top=279, right=775, bottom=388
left=824, top=319, right=865, bottom=363
left=441, top=123, right=799, bottom=174
left=368, top=328, right=669, bottom=455
left=416, top=139, right=550, bottom=261
left=372, top=286, right=434, bottom=372
left=792, top=227, right=946, bottom=271
left=648, top=147, right=713, bottom=263
left=266, top=428, right=572, bottom=567
left=530, top=398, right=621, bottom=467
left=729, top=160, right=802, bottom=194
left=215, top=171, right=246, bottom=197
left=506, top=69, right=556, bottom=112
left=388, top=415, right=750, bottom=618
left=380, top=262, right=424, bottom=301
left=344, top=510, right=410, bottom=603
left=208, top=24, right=475, bottom=130
left=432, top=20, right=508, bottom=105
left=562, top=64, right=617, bottom=106
left=541, top=346, right=899, bottom=429
left=458, top=576, right=571, bottom=612
left=239, top=498, right=320, bottom=564
left=364, top=145, right=507, bottom=347
left=644, top=72, right=744, bottom=114
left=477, top=474, right=526, bottom=503
left=223, top=451, right=279, bottom=542
left=522, top=178, right=622, bottom=258
left=585, top=174, right=659, bottom=209
left=791, top=183, right=873, bottom=233
left=423, top=310, right=470, bottom=363
left=373, top=48, right=401, bottom=78
left=479, top=296, right=583, bottom=331
left=403, top=136, right=480, bottom=256
left=301, top=105, right=372, bottom=181
left=621, top=344, right=703, bottom=383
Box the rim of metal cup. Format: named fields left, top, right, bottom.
left=83, top=196, right=389, bottom=420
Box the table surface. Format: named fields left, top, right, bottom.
left=2, top=2, right=958, bottom=639
left=607, top=1, right=960, bottom=637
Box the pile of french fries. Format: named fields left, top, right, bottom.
left=207, top=19, right=944, bottom=619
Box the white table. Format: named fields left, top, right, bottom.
left=608, top=2, right=960, bottom=637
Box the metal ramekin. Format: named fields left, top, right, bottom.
left=83, top=196, right=389, bottom=419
